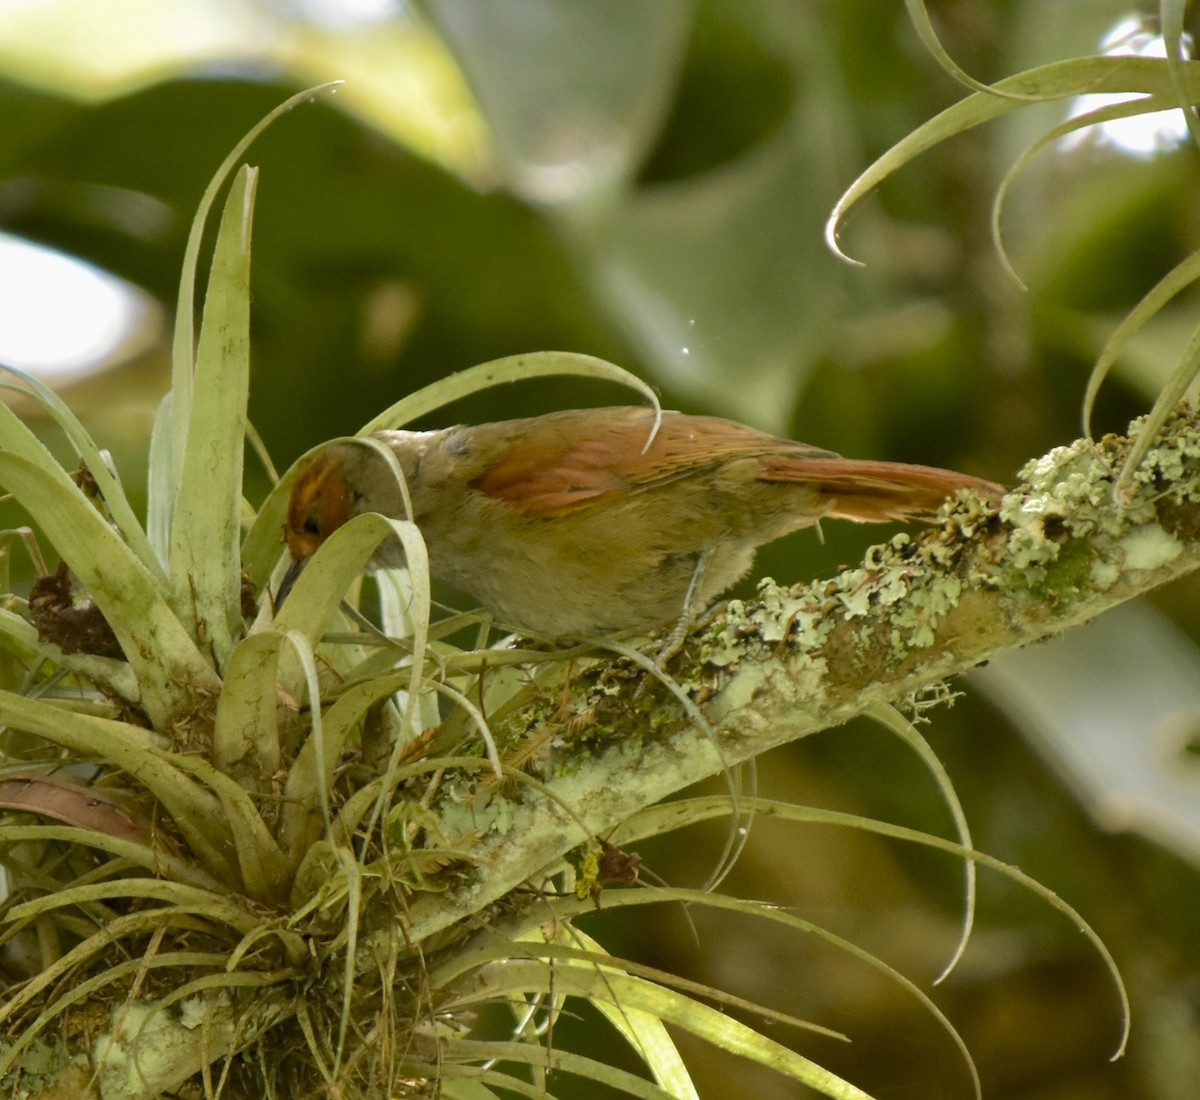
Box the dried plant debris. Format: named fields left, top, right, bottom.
left=0, top=770, right=152, bottom=844
left=28, top=561, right=124, bottom=660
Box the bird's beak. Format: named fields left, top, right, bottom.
left=275, top=557, right=307, bottom=612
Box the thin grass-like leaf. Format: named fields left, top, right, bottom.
left=866, top=703, right=974, bottom=984
left=356, top=351, right=661, bottom=435
left=447, top=966, right=875, bottom=1100
left=827, top=55, right=1200, bottom=263
left=616, top=794, right=1130, bottom=1060
left=111, top=967, right=292, bottom=1084
left=1161, top=0, right=1200, bottom=150
left=278, top=669, right=410, bottom=861
left=0, top=940, right=246, bottom=1079
left=0, top=903, right=268, bottom=1076
left=1116, top=313, right=1200, bottom=494
left=1080, top=246, right=1200, bottom=435
left=332, top=846, right=363, bottom=1080
left=903, top=0, right=1042, bottom=102
left=146, top=392, right=175, bottom=567
left=14, top=950, right=233, bottom=1076
left=595, top=637, right=742, bottom=889
left=170, top=164, right=257, bottom=665
left=428, top=679, right=501, bottom=777
left=3, top=879, right=263, bottom=935
left=1084, top=247, right=1200, bottom=436
left=437, top=1043, right=685, bottom=1100
left=244, top=418, right=280, bottom=485
left=295, top=999, right=336, bottom=1086
left=435, top=935, right=843, bottom=1042
left=0, top=605, right=141, bottom=701
left=991, top=92, right=1186, bottom=293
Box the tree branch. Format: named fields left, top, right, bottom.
left=404, top=403, right=1200, bottom=941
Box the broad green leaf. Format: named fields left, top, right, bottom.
left=552, top=926, right=699, bottom=1099
left=279, top=669, right=411, bottom=862
left=212, top=630, right=285, bottom=780
left=153, top=746, right=292, bottom=903
left=273, top=511, right=429, bottom=655
left=168, top=84, right=342, bottom=485
left=170, top=164, right=256, bottom=665
left=0, top=691, right=237, bottom=882
left=0, top=453, right=220, bottom=728
left=0, top=365, right=162, bottom=581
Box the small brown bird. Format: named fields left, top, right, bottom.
left=284, top=406, right=1001, bottom=638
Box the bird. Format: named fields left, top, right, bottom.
left=282, top=406, right=1001, bottom=639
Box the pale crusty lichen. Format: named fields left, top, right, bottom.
left=681, top=403, right=1200, bottom=685
left=1117, top=525, right=1183, bottom=572
left=699, top=578, right=834, bottom=677
left=1130, top=405, right=1200, bottom=503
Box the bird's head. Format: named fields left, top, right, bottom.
left=285, top=450, right=355, bottom=562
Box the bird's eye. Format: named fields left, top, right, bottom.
left=303, top=517, right=321, bottom=535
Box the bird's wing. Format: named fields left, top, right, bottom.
left=473, top=408, right=829, bottom=517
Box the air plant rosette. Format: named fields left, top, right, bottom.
left=0, top=91, right=1127, bottom=1100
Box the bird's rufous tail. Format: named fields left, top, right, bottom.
left=761, top=457, right=1003, bottom=523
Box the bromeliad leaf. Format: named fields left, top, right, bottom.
left=0, top=452, right=219, bottom=728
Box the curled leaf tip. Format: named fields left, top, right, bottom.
left=823, top=217, right=865, bottom=267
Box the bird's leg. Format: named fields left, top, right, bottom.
left=655, top=547, right=713, bottom=665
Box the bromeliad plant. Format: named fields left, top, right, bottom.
left=0, top=93, right=1127, bottom=1100
left=0, top=94, right=835, bottom=1100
